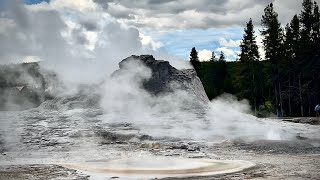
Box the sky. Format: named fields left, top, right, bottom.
left=0, top=0, right=315, bottom=69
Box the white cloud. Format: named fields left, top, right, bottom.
left=198, top=48, right=239, bottom=62
left=219, top=38, right=241, bottom=47
left=84, top=31, right=98, bottom=50
left=198, top=49, right=212, bottom=62
left=0, top=0, right=143, bottom=81
left=273, top=0, right=304, bottom=25
left=50, top=0, right=98, bottom=12
left=139, top=33, right=163, bottom=50
left=216, top=47, right=237, bottom=57
left=95, top=0, right=304, bottom=30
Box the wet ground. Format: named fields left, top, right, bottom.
left=0, top=107, right=320, bottom=179
left=1, top=140, right=319, bottom=179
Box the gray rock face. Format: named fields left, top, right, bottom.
left=0, top=62, right=47, bottom=110
left=116, top=55, right=209, bottom=104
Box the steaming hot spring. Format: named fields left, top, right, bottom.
left=62, top=157, right=254, bottom=179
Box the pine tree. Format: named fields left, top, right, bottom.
left=297, top=0, right=319, bottom=116
left=285, top=24, right=294, bottom=59
left=216, top=51, right=227, bottom=94
left=188, top=1, right=320, bottom=117
left=218, top=51, right=226, bottom=62
left=312, top=2, right=320, bottom=43
left=239, top=18, right=261, bottom=114
left=189, top=47, right=202, bottom=79
left=261, top=3, right=284, bottom=117
left=190, top=47, right=199, bottom=62
left=285, top=15, right=301, bottom=77
left=209, top=51, right=217, bottom=61
left=291, top=15, right=301, bottom=59
left=300, top=0, right=314, bottom=44
left=283, top=15, right=301, bottom=116
left=283, top=15, right=300, bottom=79
left=261, top=3, right=283, bottom=64
left=239, top=18, right=259, bottom=62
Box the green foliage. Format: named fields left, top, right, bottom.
left=209, top=51, right=217, bottom=61
left=261, top=3, right=283, bottom=64
left=238, top=19, right=262, bottom=114
left=218, top=51, right=226, bottom=62
left=301, top=0, right=314, bottom=43
left=195, top=61, right=234, bottom=99
left=190, top=47, right=198, bottom=62
left=239, top=18, right=259, bottom=62
left=190, top=0, right=320, bottom=117
left=260, top=2, right=285, bottom=117
left=312, top=2, right=320, bottom=42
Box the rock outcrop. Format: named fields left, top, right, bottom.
left=114, top=55, right=209, bottom=104
left=0, top=62, right=48, bottom=110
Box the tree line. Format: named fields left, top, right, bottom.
left=190, top=0, right=320, bottom=117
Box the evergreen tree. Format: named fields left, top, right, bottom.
left=290, top=15, right=301, bottom=59
left=285, top=24, right=294, bottom=59
left=297, top=0, right=320, bottom=116
left=189, top=1, right=320, bottom=117
left=300, top=0, right=320, bottom=116
left=300, top=0, right=314, bottom=44
left=312, top=2, right=320, bottom=43
left=239, top=18, right=259, bottom=62
left=218, top=51, right=226, bottom=62
left=209, top=51, right=217, bottom=61
left=283, top=15, right=301, bottom=116
left=239, top=18, right=261, bottom=114
left=190, top=47, right=199, bottom=62
left=189, top=47, right=202, bottom=80
left=261, top=3, right=283, bottom=64
left=216, top=51, right=227, bottom=93
left=261, top=3, right=284, bottom=116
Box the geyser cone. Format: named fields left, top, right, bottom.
left=62, top=156, right=255, bottom=179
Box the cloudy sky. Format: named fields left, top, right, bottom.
left=0, top=0, right=315, bottom=71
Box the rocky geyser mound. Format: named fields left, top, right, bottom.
left=114, top=55, right=209, bottom=104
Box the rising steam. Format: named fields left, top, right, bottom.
left=0, top=0, right=318, bottom=147
left=99, top=57, right=305, bottom=142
